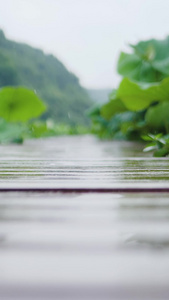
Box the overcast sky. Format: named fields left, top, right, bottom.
left=0, top=0, right=169, bottom=89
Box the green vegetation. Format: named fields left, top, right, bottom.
left=2, top=30, right=169, bottom=154
left=0, top=29, right=92, bottom=144
left=89, top=36, right=169, bottom=156
left=0, top=86, right=45, bottom=143
left=0, top=29, right=92, bottom=126
left=0, top=119, right=90, bottom=144
left=142, top=133, right=169, bottom=157
left=0, top=86, right=89, bottom=144
left=0, top=87, right=46, bottom=122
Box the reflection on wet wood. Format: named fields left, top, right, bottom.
left=0, top=136, right=168, bottom=299
left=0, top=136, right=168, bottom=189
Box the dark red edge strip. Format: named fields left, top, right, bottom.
left=0, top=188, right=168, bottom=193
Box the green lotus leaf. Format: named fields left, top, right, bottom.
left=152, top=58, right=169, bottom=75
left=145, top=102, right=169, bottom=130
left=118, top=37, right=169, bottom=82
left=117, top=52, right=156, bottom=82
left=117, top=77, right=169, bottom=111
left=132, top=37, right=169, bottom=61
left=101, top=99, right=127, bottom=120
left=100, top=89, right=126, bottom=120
left=0, top=87, right=46, bottom=122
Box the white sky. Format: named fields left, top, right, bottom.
left=0, top=0, right=169, bottom=88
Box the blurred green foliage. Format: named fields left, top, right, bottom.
left=0, top=30, right=92, bottom=126
left=0, top=86, right=89, bottom=144
left=89, top=36, right=169, bottom=156
left=0, top=86, right=46, bottom=143
left=0, top=87, right=46, bottom=122
left=0, top=117, right=90, bottom=144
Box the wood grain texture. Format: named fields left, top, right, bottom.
left=0, top=136, right=168, bottom=299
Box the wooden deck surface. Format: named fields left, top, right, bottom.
left=0, top=135, right=169, bottom=299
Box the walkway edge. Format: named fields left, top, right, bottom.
left=0, top=187, right=168, bottom=193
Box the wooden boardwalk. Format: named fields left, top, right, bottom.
left=0, top=135, right=169, bottom=299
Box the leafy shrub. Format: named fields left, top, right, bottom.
left=89, top=36, right=169, bottom=156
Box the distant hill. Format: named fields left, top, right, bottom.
left=0, top=30, right=93, bottom=125
left=87, top=89, right=112, bottom=104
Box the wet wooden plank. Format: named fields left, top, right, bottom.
left=0, top=136, right=168, bottom=299
left=0, top=192, right=168, bottom=299
left=0, top=135, right=168, bottom=189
